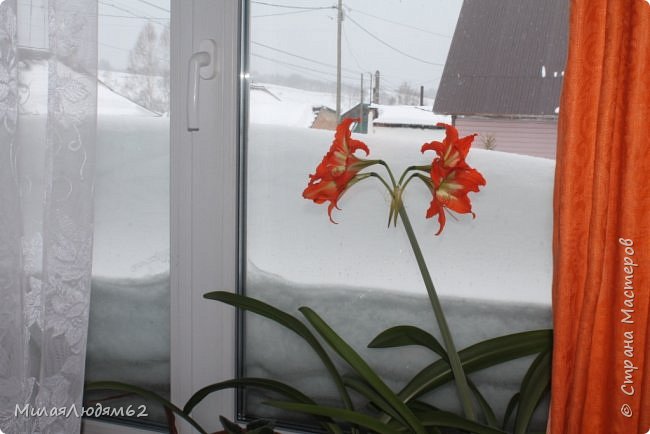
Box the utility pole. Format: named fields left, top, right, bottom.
left=359, top=73, right=364, bottom=131
left=373, top=70, right=380, bottom=104
left=420, top=85, right=424, bottom=106
left=336, top=0, right=343, bottom=120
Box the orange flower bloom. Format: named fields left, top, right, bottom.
left=422, top=124, right=486, bottom=235
left=420, top=123, right=476, bottom=170
left=303, top=118, right=373, bottom=222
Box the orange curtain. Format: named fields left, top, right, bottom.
left=550, top=1, right=649, bottom=433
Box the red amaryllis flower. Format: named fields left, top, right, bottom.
left=421, top=123, right=477, bottom=170
left=422, top=124, right=486, bottom=235
left=303, top=118, right=374, bottom=222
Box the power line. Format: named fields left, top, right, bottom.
left=346, top=8, right=450, bottom=39
left=98, top=0, right=167, bottom=25
left=251, top=1, right=335, bottom=11
left=132, top=0, right=170, bottom=13
left=251, top=53, right=358, bottom=82
left=346, top=15, right=444, bottom=67
left=342, top=27, right=364, bottom=72
left=100, top=13, right=168, bottom=21
left=252, top=9, right=324, bottom=18
left=17, top=1, right=168, bottom=20
left=252, top=41, right=362, bottom=74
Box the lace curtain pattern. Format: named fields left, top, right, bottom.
left=0, top=0, right=97, bottom=432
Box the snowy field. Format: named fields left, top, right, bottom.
left=243, top=124, right=553, bottom=426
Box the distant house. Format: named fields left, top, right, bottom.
left=311, top=106, right=338, bottom=130
left=433, top=0, right=568, bottom=159
left=340, top=103, right=377, bottom=134
left=369, top=105, right=451, bottom=141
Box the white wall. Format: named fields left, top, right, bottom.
left=456, top=116, right=558, bottom=159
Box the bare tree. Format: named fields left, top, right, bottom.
left=156, top=22, right=170, bottom=113
left=124, top=22, right=164, bottom=113
left=396, top=81, right=419, bottom=105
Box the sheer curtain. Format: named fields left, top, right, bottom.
left=0, top=0, right=97, bottom=432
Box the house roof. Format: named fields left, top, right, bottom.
left=433, top=0, right=568, bottom=117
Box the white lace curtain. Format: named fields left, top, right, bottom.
left=0, top=0, right=98, bottom=432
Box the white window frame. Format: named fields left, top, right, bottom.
left=83, top=0, right=242, bottom=433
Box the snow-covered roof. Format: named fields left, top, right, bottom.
left=373, top=105, right=451, bottom=127
left=20, top=61, right=159, bottom=116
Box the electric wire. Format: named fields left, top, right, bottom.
left=345, top=15, right=444, bottom=67
left=252, top=41, right=362, bottom=74
left=251, top=53, right=358, bottom=83
left=251, top=1, right=335, bottom=11
left=131, top=0, right=170, bottom=13
left=346, top=7, right=450, bottom=38
left=252, top=9, right=324, bottom=18
left=98, top=0, right=167, bottom=25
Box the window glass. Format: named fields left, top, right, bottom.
left=243, top=0, right=563, bottom=430
left=84, top=0, right=170, bottom=427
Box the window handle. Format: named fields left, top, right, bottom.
left=187, top=39, right=217, bottom=131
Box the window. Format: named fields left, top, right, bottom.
left=84, top=0, right=171, bottom=429
left=240, top=0, right=563, bottom=430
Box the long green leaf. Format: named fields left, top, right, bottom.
left=502, top=393, right=520, bottom=430
left=184, top=378, right=314, bottom=414
left=85, top=381, right=208, bottom=434
left=468, top=379, right=499, bottom=428
left=406, top=402, right=443, bottom=434
left=370, top=326, right=499, bottom=428
left=300, top=307, right=427, bottom=434
left=265, top=401, right=402, bottom=434
left=513, top=351, right=551, bottom=434
left=399, top=330, right=552, bottom=402
left=368, top=325, right=446, bottom=359
left=183, top=377, right=343, bottom=434
left=416, top=410, right=507, bottom=434
left=342, top=375, right=409, bottom=428
left=203, top=291, right=353, bottom=411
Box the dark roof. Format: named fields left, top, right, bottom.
left=433, top=0, right=568, bottom=117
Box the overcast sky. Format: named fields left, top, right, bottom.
left=250, top=0, right=462, bottom=94
left=95, top=0, right=462, bottom=94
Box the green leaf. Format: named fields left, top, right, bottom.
left=246, top=418, right=276, bottom=434
left=468, top=379, right=499, bottom=428
left=300, top=307, right=427, bottom=434
left=406, top=402, right=443, bottom=434
left=369, top=326, right=498, bottom=427
left=85, top=381, right=208, bottom=434
left=502, top=393, right=520, bottom=430
left=513, top=350, right=551, bottom=434
left=203, top=291, right=353, bottom=411
left=265, top=401, right=403, bottom=434
left=368, top=325, right=446, bottom=360
left=183, top=378, right=315, bottom=415
left=220, top=416, right=244, bottom=434
left=415, top=410, right=507, bottom=434
left=342, top=375, right=409, bottom=428
left=184, top=378, right=341, bottom=434
left=399, top=330, right=552, bottom=402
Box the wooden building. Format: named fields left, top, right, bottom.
left=433, top=0, right=568, bottom=159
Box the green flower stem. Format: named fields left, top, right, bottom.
left=397, top=165, right=430, bottom=186
left=378, top=160, right=398, bottom=188
left=397, top=204, right=477, bottom=422
left=368, top=172, right=396, bottom=199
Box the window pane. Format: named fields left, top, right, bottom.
left=84, top=1, right=170, bottom=428
left=243, top=0, right=563, bottom=430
